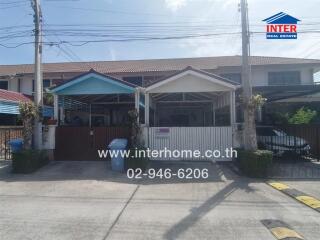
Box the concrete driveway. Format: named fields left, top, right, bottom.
left=0, top=161, right=319, bottom=240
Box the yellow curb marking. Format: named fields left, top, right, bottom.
left=296, top=195, right=320, bottom=209
left=268, top=182, right=290, bottom=191
left=270, top=227, right=304, bottom=240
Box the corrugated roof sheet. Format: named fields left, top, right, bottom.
left=1, top=56, right=320, bottom=76
left=0, top=89, right=31, bottom=103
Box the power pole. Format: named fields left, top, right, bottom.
left=240, top=0, right=257, bottom=150
left=31, top=0, right=43, bottom=149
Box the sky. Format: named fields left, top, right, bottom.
left=1, top=0, right=320, bottom=65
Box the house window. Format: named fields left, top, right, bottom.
left=0, top=81, right=8, bottom=90
left=123, top=76, right=143, bottom=86
left=220, top=73, right=242, bottom=83
left=143, top=75, right=164, bottom=86
left=43, top=79, right=51, bottom=88
left=268, top=71, right=301, bottom=85
left=32, top=79, right=51, bottom=91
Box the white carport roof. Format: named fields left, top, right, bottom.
left=145, top=66, right=240, bottom=93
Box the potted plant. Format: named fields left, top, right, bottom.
left=44, top=118, right=57, bottom=125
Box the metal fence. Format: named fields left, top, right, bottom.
left=257, top=124, right=320, bottom=162
left=146, top=126, right=233, bottom=161
left=0, top=127, right=23, bottom=160
left=258, top=124, right=320, bottom=179
left=55, top=126, right=131, bottom=161
left=279, top=124, right=320, bottom=161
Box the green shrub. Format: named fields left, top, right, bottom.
left=125, top=147, right=149, bottom=171
left=237, top=149, right=273, bottom=178
left=12, top=149, right=49, bottom=173
left=288, top=107, right=317, bottom=124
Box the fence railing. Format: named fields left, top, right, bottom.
left=0, top=126, right=23, bottom=160
left=275, top=124, right=320, bottom=161
left=259, top=124, right=320, bottom=179
left=55, top=126, right=131, bottom=160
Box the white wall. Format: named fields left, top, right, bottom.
left=20, top=77, right=33, bottom=95
left=251, top=65, right=314, bottom=86
left=215, top=65, right=315, bottom=86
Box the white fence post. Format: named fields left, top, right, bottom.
left=135, top=89, right=140, bottom=123
left=145, top=92, right=150, bottom=126
left=53, top=94, right=58, bottom=120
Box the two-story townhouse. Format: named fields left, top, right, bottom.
left=1, top=56, right=320, bottom=124
left=1, top=56, right=320, bottom=160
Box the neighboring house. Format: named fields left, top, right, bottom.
left=0, top=89, right=54, bottom=126
left=0, top=89, right=31, bottom=125
left=1, top=56, right=320, bottom=160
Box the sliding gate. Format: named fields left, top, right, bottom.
left=55, top=126, right=131, bottom=161
left=146, top=127, right=233, bottom=161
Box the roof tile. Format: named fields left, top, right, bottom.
left=1, top=56, right=320, bottom=76
left=0, top=89, right=32, bottom=103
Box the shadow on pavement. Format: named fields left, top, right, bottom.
left=163, top=180, right=255, bottom=240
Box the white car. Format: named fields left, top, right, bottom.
left=256, top=126, right=311, bottom=157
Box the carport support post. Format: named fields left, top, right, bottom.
left=53, top=94, right=58, bottom=121
left=89, top=104, right=92, bottom=127
left=230, top=91, right=236, bottom=126
left=135, top=89, right=140, bottom=123
left=145, top=92, right=150, bottom=126
left=212, top=102, right=216, bottom=126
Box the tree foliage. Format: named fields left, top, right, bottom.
left=19, top=102, right=39, bottom=149
left=43, top=91, right=54, bottom=106
left=128, top=109, right=142, bottom=147
left=288, top=107, right=317, bottom=124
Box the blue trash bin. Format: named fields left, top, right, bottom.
left=108, top=138, right=128, bottom=172
left=9, top=139, right=23, bottom=153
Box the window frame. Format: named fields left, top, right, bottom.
left=122, top=76, right=143, bottom=86
left=0, top=80, right=9, bottom=90
left=43, top=79, right=51, bottom=89
left=220, top=73, right=242, bottom=84
left=268, top=71, right=301, bottom=86
left=32, top=79, right=51, bottom=92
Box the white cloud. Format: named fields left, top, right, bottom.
left=165, top=0, right=236, bottom=12
left=165, top=0, right=187, bottom=12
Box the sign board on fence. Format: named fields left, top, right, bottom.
left=155, top=128, right=170, bottom=138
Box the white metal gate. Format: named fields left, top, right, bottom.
left=145, top=127, right=233, bottom=161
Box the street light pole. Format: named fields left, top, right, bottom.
left=31, top=0, right=43, bottom=149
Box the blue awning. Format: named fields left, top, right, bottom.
left=0, top=101, right=54, bottom=117
left=50, top=70, right=137, bottom=95
left=0, top=101, right=19, bottom=114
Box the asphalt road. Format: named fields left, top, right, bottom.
left=0, top=161, right=319, bottom=240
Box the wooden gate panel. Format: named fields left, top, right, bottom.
left=55, top=126, right=131, bottom=161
